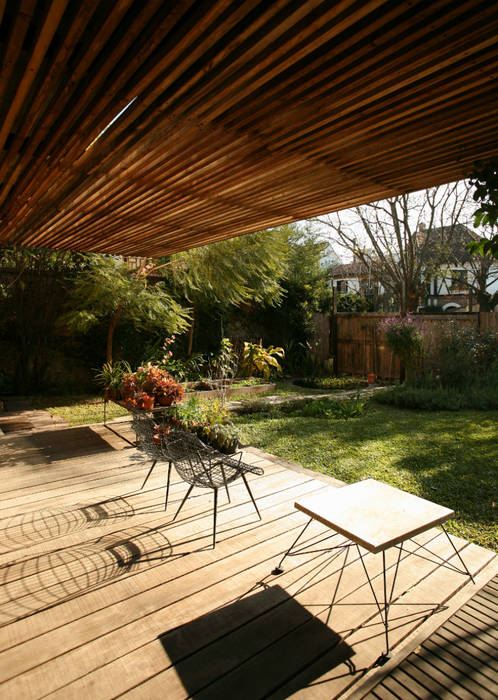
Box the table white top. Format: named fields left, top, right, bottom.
left=295, top=479, right=454, bottom=553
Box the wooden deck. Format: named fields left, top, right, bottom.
left=360, top=576, right=498, bottom=699
left=0, top=420, right=496, bottom=699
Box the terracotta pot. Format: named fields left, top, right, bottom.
left=367, top=373, right=376, bottom=384
left=157, top=395, right=173, bottom=406
left=139, top=395, right=155, bottom=410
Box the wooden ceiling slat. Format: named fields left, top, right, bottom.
left=1, top=1, right=497, bottom=255
left=246, top=4, right=496, bottom=147
left=0, top=0, right=69, bottom=152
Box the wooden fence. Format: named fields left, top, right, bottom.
left=330, top=312, right=498, bottom=380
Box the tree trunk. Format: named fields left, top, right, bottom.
left=186, top=308, right=195, bottom=357
left=106, top=306, right=122, bottom=364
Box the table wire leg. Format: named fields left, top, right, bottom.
left=441, top=524, right=475, bottom=584
left=272, top=517, right=313, bottom=575
left=356, top=543, right=403, bottom=661
left=325, top=543, right=350, bottom=626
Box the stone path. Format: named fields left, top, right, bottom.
left=227, top=384, right=386, bottom=412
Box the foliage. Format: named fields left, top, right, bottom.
left=164, top=227, right=289, bottom=354
left=176, top=396, right=231, bottom=426
left=466, top=159, right=498, bottom=258
left=293, top=376, right=368, bottom=391
left=239, top=341, right=284, bottom=379
left=379, top=315, right=424, bottom=382
left=233, top=405, right=498, bottom=550
left=336, top=292, right=371, bottom=312
left=431, top=322, right=498, bottom=389
left=299, top=394, right=366, bottom=419
left=61, top=256, right=189, bottom=363
left=208, top=337, right=238, bottom=380
left=471, top=162, right=498, bottom=227
left=167, top=228, right=289, bottom=310
left=249, top=224, right=334, bottom=374
left=373, top=385, right=498, bottom=411
left=199, top=423, right=241, bottom=454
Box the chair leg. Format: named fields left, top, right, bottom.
left=173, top=483, right=194, bottom=521
left=164, top=462, right=172, bottom=511
left=212, top=488, right=218, bottom=549
left=141, top=460, right=157, bottom=489
left=241, top=473, right=262, bottom=520
left=220, top=464, right=231, bottom=503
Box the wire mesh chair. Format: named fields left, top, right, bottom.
left=131, top=409, right=178, bottom=492
left=164, top=429, right=264, bottom=548
left=131, top=411, right=264, bottom=547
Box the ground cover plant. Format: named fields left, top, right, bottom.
left=233, top=403, right=498, bottom=551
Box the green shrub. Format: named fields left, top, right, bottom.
left=293, top=376, right=368, bottom=391
left=434, top=322, right=498, bottom=388
left=373, top=385, right=498, bottom=411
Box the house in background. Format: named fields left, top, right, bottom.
left=423, top=224, right=498, bottom=312
left=330, top=257, right=390, bottom=310
left=330, top=225, right=498, bottom=312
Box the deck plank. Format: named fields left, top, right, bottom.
left=0, top=427, right=496, bottom=699
left=362, top=575, right=498, bottom=699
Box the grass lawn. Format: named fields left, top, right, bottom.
left=233, top=403, right=498, bottom=551
left=31, top=394, right=128, bottom=425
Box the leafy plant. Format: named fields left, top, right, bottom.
left=239, top=341, right=284, bottom=380
left=94, top=360, right=131, bottom=397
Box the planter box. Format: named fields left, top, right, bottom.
left=184, top=383, right=276, bottom=400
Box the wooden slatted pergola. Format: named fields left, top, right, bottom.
left=0, top=0, right=497, bottom=257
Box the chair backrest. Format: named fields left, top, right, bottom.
left=131, top=410, right=161, bottom=459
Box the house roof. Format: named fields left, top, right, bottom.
left=1, top=2, right=497, bottom=257
left=331, top=262, right=368, bottom=278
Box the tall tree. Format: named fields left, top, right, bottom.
left=316, top=183, right=471, bottom=314
left=159, top=228, right=289, bottom=355
left=62, top=256, right=189, bottom=363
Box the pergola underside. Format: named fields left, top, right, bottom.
left=0, top=0, right=497, bottom=257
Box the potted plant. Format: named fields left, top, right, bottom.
left=155, top=376, right=185, bottom=406
left=119, top=363, right=184, bottom=410
left=94, top=360, right=131, bottom=400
